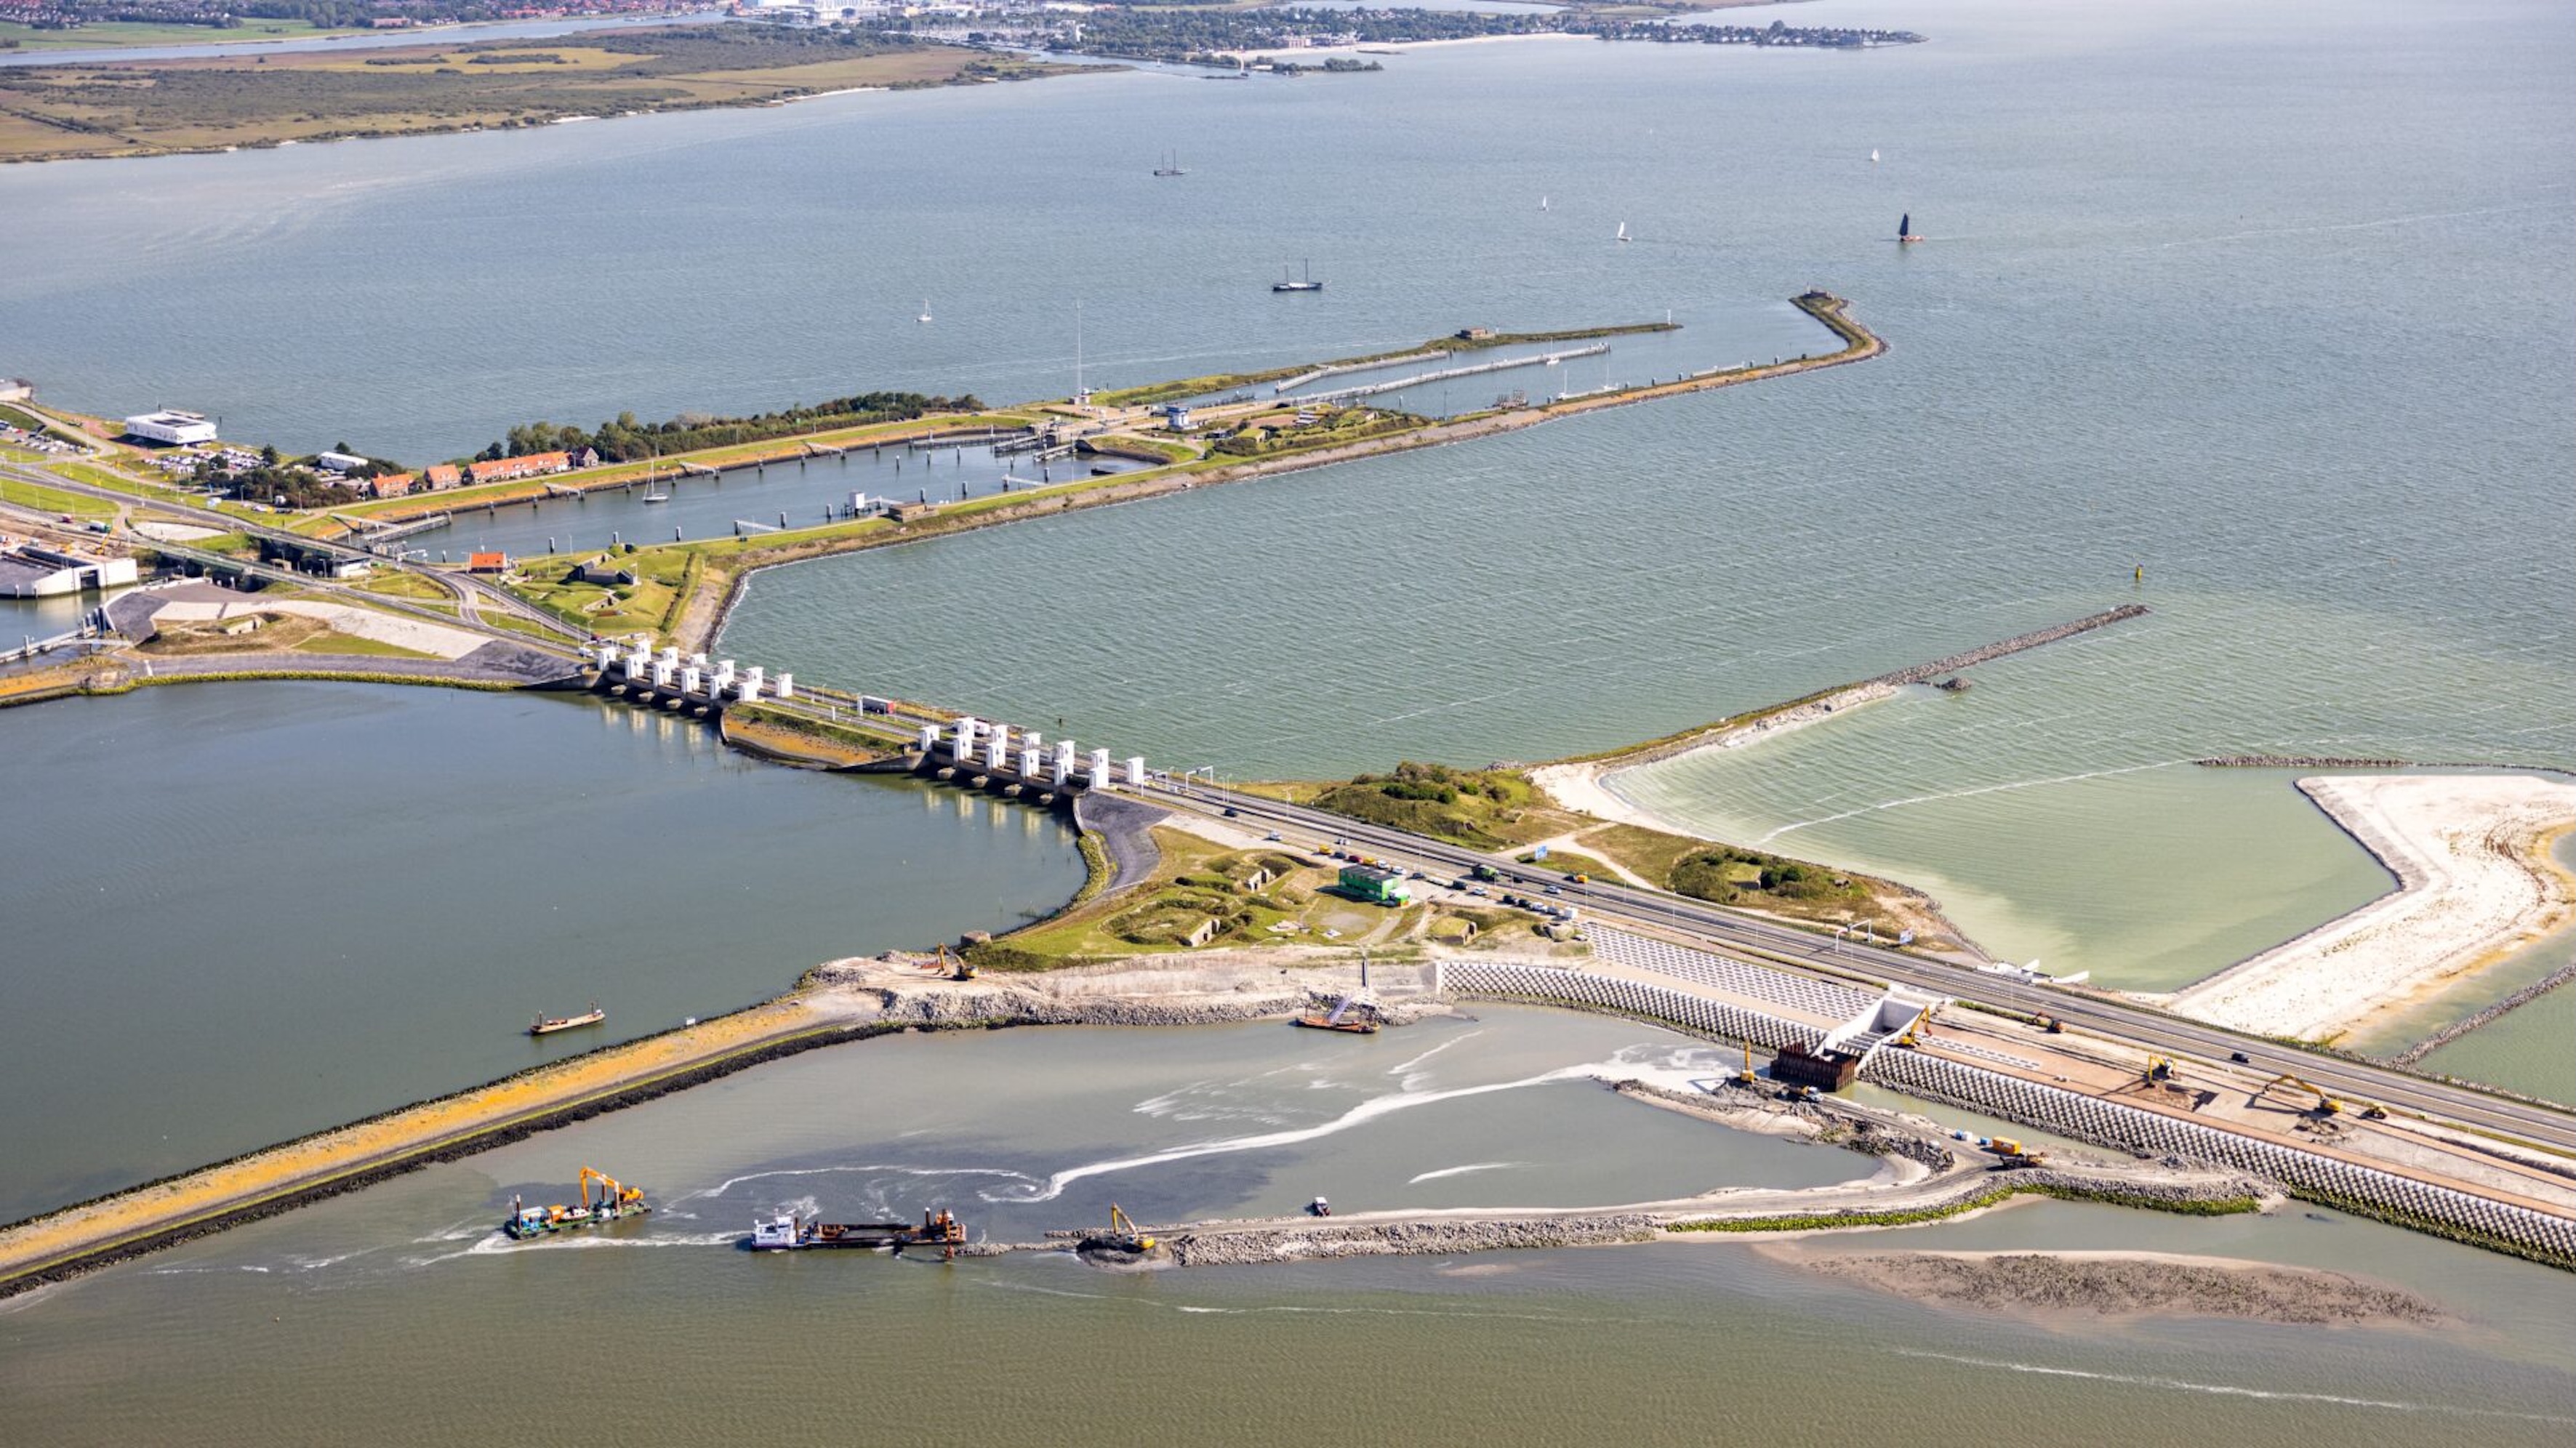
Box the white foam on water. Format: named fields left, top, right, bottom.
left=1757, top=760, right=2189, bottom=843
left=675, top=1162, right=1037, bottom=1207
left=1895, top=1350, right=2576, bottom=1425
left=1387, top=1031, right=1481, bottom=1078
left=985, top=1056, right=1629, bottom=1204
left=1408, top=1162, right=1524, bottom=1185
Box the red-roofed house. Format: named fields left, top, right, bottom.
left=425, top=463, right=463, bottom=491
left=466, top=551, right=510, bottom=574
left=366, top=472, right=415, bottom=499
left=467, top=450, right=572, bottom=486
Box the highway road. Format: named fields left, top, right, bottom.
left=1140, top=779, right=2576, bottom=1158
left=23, top=455, right=2575, bottom=1162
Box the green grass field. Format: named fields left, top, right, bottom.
left=292, top=632, right=437, bottom=660
left=0, top=475, right=113, bottom=518
left=0, top=19, right=366, bottom=52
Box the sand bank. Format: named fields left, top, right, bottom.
left=1764, top=1247, right=2447, bottom=1326
left=2165, top=773, right=2576, bottom=1041
left=1530, top=682, right=1895, bottom=832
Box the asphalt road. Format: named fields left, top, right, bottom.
left=25, top=458, right=2574, bottom=1161
left=1144, top=779, right=2576, bottom=1158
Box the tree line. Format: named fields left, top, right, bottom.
left=468, top=390, right=980, bottom=464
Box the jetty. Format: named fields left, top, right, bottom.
left=1304, top=344, right=1609, bottom=405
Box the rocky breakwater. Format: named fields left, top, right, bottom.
left=1161, top=1215, right=1664, bottom=1268
left=803, top=949, right=1451, bottom=1031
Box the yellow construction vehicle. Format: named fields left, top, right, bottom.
left=2260, top=1073, right=2346, bottom=1117
left=1107, top=1204, right=1155, bottom=1252
left=2144, top=1054, right=2176, bottom=1083
left=1894, top=1005, right=1936, bottom=1050
left=580, top=1167, right=646, bottom=1213
left=1736, top=1041, right=1757, bottom=1087
left=1988, top=1138, right=2048, bottom=1169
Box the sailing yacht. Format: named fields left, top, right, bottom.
left=1153, top=150, right=1186, bottom=177
left=1615, top=221, right=1631, bottom=244
left=1271, top=260, right=1323, bottom=293
left=1870, top=148, right=1881, bottom=163
left=1897, top=212, right=1922, bottom=244
left=917, top=298, right=933, bottom=323
left=1540, top=195, right=1549, bottom=212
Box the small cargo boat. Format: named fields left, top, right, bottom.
left=503, top=1167, right=649, bottom=1240
left=529, top=1002, right=605, bottom=1036
left=749, top=1208, right=966, bottom=1257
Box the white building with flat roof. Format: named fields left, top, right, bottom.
left=124, top=410, right=217, bottom=446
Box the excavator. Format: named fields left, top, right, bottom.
left=2258, top=1073, right=2387, bottom=1120
left=2145, top=1054, right=2176, bottom=1084
left=504, top=1167, right=649, bottom=1239
left=1736, top=1041, right=1758, bottom=1087
left=581, top=1167, right=648, bottom=1215
left=1088, top=1203, right=1157, bottom=1255
left=1893, top=1003, right=1941, bottom=1050
left=926, top=943, right=977, bottom=981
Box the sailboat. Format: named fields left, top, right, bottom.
left=638, top=453, right=669, bottom=504
left=1271, top=260, right=1323, bottom=293
left=1152, top=150, right=1186, bottom=177
left=1870, top=148, right=1880, bottom=163
left=1897, top=212, right=1922, bottom=244
left=1540, top=195, right=1549, bottom=212
left=917, top=297, right=933, bottom=323
left=1615, top=221, right=1630, bottom=244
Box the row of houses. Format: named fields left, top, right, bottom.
left=325, top=447, right=602, bottom=501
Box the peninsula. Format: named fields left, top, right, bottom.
left=6, top=294, right=2576, bottom=1297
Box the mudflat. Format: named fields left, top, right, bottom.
left=1765, top=1247, right=2449, bottom=1327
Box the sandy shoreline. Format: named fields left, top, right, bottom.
left=1529, top=682, right=1895, bottom=834
left=2164, top=773, right=2576, bottom=1041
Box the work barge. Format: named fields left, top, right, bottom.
left=750, top=1209, right=967, bottom=1258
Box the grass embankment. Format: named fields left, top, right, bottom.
left=1270, top=763, right=1923, bottom=936
left=1667, top=1181, right=2264, bottom=1234
left=0, top=475, right=113, bottom=518
left=0, top=27, right=1088, bottom=164
left=982, top=824, right=1569, bottom=970
left=719, top=701, right=900, bottom=768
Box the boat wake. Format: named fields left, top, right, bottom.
left=984, top=1050, right=1672, bottom=1205
left=1893, top=1351, right=2576, bottom=1424
left=1756, top=758, right=2191, bottom=844
left=1408, top=1162, right=1524, bottom=1185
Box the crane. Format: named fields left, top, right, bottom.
left=579, top=1167, right=645, bottom=1213
left=1737, top=1040, right=1757, bottom=1087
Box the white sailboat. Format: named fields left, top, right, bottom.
left=1615, top=221, right=1630, bottom=244
left=1540, top=195, right=1549, bottom=212
left=917, top=298, right=932, bottom=323
left=1870, top=148, right=1880, bottom=163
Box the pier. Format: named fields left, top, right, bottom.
left=1302, top=343, right=1610, bottom=404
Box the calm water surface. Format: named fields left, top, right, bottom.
left=4, top=1010, right=2571, bottom=1446
left=0, top=683, right=1081, bottom=1222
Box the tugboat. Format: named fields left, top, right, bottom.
left=502, top=1167, right=649, bottom=1239
left=529, top=1002, right=605, bottom=1036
